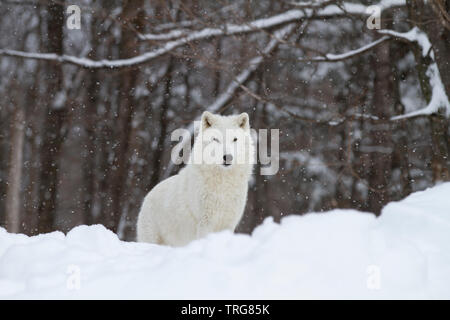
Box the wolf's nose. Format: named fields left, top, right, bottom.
left=223, top=154, right=233, bottom=164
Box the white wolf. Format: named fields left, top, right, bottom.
left=137, top=111, right=255, bottom=246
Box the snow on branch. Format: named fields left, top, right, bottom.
left=140, top=29, right=190, bottom=41
left=289, top=0, right=335, bottom=9
left=1, top=18, right=297, bottom=69
left=0, top=0, right=404, bottom=69
left=163, top=24, right=296, bottom=178
left=140, top=0, right=405, bottom=42
left=379, top=27, right=450, bottom=120
left=379, top=28, right=432, bottom=56
left=298, top=36, right=391, bottom=62
left=318, top=0, right=405, bottom=16
left=139, top=10, right=302, bottom=41
left=0, top=49, right=102, bottom=68
left=0, top=34, right=205, bottom=69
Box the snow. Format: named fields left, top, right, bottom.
left=1, top=182, right=449, bottom=299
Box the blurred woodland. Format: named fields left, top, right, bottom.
left=0, top=0, right=449, bottom=240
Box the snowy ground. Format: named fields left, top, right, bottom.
left=1, top=183, right=449, bottom=299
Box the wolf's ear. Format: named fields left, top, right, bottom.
left=201, top=111, right=216, bottom=130
left=236, top=112, right=249, bottom=130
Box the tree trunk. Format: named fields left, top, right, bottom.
left=105, top=0, right=144, bottom=233
left=23, top=3, right=45, bottom=235
left=148, top=57, right=173, bottom=190
left=81, top=12, right=102, bottom=226
left=407, top=0, right=450, bottom=182
left=367, top=39, right=395, bottom=215
left=37, top=0, right=65, bottom=233
left=5, top=106, right=25, bottom=233
left=430, top=115, right=450, bottom=181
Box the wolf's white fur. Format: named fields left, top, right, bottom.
left=137, top=111, right=254, bottom=246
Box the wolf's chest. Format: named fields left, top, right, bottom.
left=199, top=187, right=246, bottom=230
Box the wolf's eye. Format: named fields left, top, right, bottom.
left=233, top=137, right=238, bottom=142
left=212, top=137, right=219, bottom=143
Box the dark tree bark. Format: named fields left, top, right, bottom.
left=429, top=115, right=450, bottom=181
left=81, top=11, right=102, bottom=226
left=407, top=0, right=450, bottom=182
left=148, top=57, right=173, bottom=190
left=148, top=3, right=181, bottom=191
left=23, top=3, right=45, bottom=235
left=392, top=59, right=413, bottom=197
left=367, top=39, right=395, bottom=215
left=105, top=0, right=145, bottom=233
left=23, top=89, right=41, bottom=235
left=37, top=0, right=65, bottom=233
left=248, top=73, right=267, bottom=231
left=213, top=38, right=222, bottom=98
left=5, top=105, right=25, bottom=233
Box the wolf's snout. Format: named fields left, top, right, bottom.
left=223, top=154, right=233, bottom=166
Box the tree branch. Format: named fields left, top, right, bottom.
left=298, top=36, right=391, bottom=62
left=0, top=0, right=405, bottom=69
left=139, top=0, right=406, bottom=42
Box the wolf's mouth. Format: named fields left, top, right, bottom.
left=222, top=163, right=232, bottom=167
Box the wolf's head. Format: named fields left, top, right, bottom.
left=191, top=111, right=255, bottom=171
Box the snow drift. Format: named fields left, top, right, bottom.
left=1, top=183, right=449, bottom=299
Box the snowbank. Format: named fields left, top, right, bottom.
left=1, top=183, right=449, bottom=299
